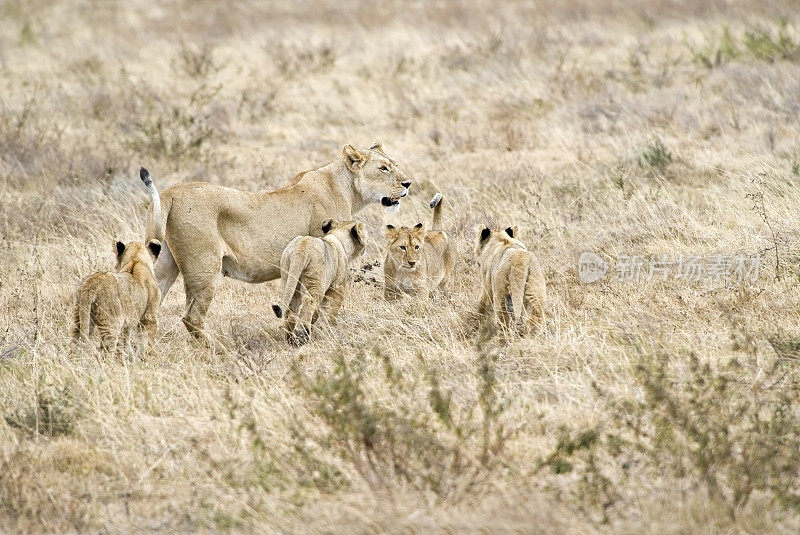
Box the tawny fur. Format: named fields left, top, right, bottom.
left=272, top=220, right=366, bottom=345
left=474, top=227, right=546, bottom=334
left=384, top=193, right=454, bottom=300
left=71, top=240, right=162, bottom=355
left=139, top=143, right=411, bottom=344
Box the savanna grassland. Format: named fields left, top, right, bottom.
left=3, top=0, right=800, bottom=532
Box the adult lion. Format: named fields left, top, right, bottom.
left=140, top=142, right=411, bottom=342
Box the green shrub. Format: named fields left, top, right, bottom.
left=5, top=379, right=77, bottom=439
left=542, top=345, right=800, bottom=522
left=637, top=138, right=672, bottom=173
left=744, top=21, right=800, bottom=63
left=288, top=345, right=515, bottom=499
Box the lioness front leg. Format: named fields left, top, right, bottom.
left=181, top=269, right=219, bottom=348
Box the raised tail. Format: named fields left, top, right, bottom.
left=71, top=285, right=96, bottom=343
left=508, top=253, right=531, bottom=326
left=272, top=243, right=310, bottom=319
left=140, top=167, right=164, bottom=242
left=430, top=192, right=443, bottom=231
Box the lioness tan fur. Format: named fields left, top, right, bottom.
left=384, top=193, right=454, bottom=300
left=140, top=142, right=411, bottom=343
left=71, top=240, right=162, bottom=354
left=271, top=219, right=366, bottom=344
left=475, top=226, right=546, bottom=334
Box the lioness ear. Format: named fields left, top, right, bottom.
left=351, top=222, right=366, bottom=246
left=414, top=222, right=423, bottom=229
left=321, top=219, right=335, bottom=234
left=342, top=144, right=366, bottom=172
left=370, top=141, right=384, bottom=152
left=116, top=241, right=126, bottom=259
left=479, top=228, right=491, bottom=242
left=147, top=239, right=162, bottom=259
left=505, top=226, right=518, bottom=238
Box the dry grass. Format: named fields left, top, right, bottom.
left=3, top=0, right=800, bottom=532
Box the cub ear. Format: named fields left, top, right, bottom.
left=342, top=144, right=366, bottom=172
left=412, top=222, right=427, bottom=235
left=370, top=141, right=384, bottom=152
left=321, top=219, right=335, bottom=234
left=385, top=224, right=399, bottom=240
left=350, top=222, right=366, bottom=246
left=505, top=226, right=519, bottom=238
left=414, top=222, right=423, bottom=229
left=116, top=241, right=126, bottom=258
left=479, top=228, right=491, bottom=242
left=147, top=239, right=162, bottom=259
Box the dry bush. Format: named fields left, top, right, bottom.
left=543, top=342, right=800, bottom=524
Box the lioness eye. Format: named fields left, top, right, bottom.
left=400, top=246, right=406, bottom=251
left=379, top=165, right=389, bottom=172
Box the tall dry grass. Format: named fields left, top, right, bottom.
left=3, top=0, right=800, bottom=532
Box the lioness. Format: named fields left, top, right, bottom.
left=272, top=219, right=366, bottom=344
left=384, top=193, right=454, bottom=300
left=71, top=240, right=162, bottom=354
left=475, top=226, right=546, bottom=334
left=140, top=142, right=411, bottom=342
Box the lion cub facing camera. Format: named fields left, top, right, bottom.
left=72, top=240, right=162, bottom=355
left=475, top=226, right=546, bottom=334
left=384, top=193, right=454, bottom=300
left=272, top=220, right=366, bottom=345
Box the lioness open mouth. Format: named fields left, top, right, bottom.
left=381, top=197, right=400, bottom=207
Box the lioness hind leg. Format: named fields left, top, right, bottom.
left=321, top=286, right=346, bottom=324
left=154, top=243, right=180, bottom=301
left=97, top=319, right=122, bottom=355
left=283, top=293, right=301, bottom=342
left=182, top=275, right=217, bottom=345
left=490, top=280, right=510, bottom=328
left=524, top=283, right=546, bottom=335
left=293, top=280, right=323, bottom=345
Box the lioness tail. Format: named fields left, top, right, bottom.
left=72, top=286, right=96, bottom=342
left=140, top=167, right=164, bottom=242
left=430, top=192, right=444, bottom=231
left=273, top=243, right=311, bottom=319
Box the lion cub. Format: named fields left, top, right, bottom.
left=384, top=193, right=454, bottom=300
left=475, top=226, right=546, bottom=334
left=272, top=220, right=366, bottom=344
left=72, top=240, right=162, bottom=354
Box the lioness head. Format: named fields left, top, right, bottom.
left=475, top=226, right=521, bottom=257
left=385, top=222, right=426, bottom=271
left=115, top=239, right=162, bottom=272
left=326, top=220, right=367, bottom=258
left=343, top=142, right=411, bottom=211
